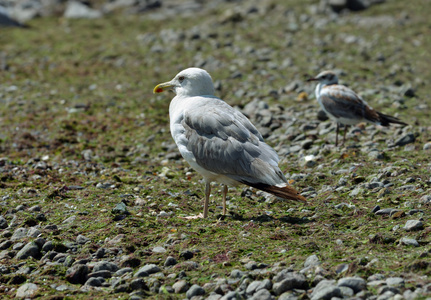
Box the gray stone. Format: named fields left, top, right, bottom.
left=15, top=282, right=38, bottom=298
left=278, top=291, right=298, bottom=300
left=0, top=240, right=12, bottom=250
left=27, top=227, right=41, bottom=237
left=42, top=241, right=54, bottom=252
left=11, top=227, right=28, bottom=241
left=368, top=150, right=384, bottom=160
left=311, top=286, right=342, bottom=300
left=250, top=288, right=272, bottom=300
left=93, top=261, right=119, bottom=273
left=423, top=142, right=431, bottom=150
left=0, top=216, right=7, bottom=229
left=337, top=277, right=367, bottom=293
left=0, top=10, right=26, bottom=27
left=173, top=279, right=189, bottom=293
left=246, top=279, right=272, bottom=295
left=76, top=234, right=90, bottom=244
left=399, top=237, right=419, bottom=247
left=115, top=267, right=133, bottom=276
left=419, top=195, right=431, bottom=204
left=85, top=277, right=102, bottom=286
left=230, top=269, right=244, bottom=279
left=16, top=242, right=40, bottom=259
left=186, top=284, right=205, bottom=299
left=386, top=277, right=405, bottom=287
left=272, top=272, right=307, bottom=295
left=378, top=290, right=395, bottom=300
left=64, top=1, right=102, bottom=19
left=394, top=133, right=415, bottom=147
left=304, top=254, right=320, bottom=267
left=375, top=208, right=395, bottom=215
left=130, top=278, right=148, bottom=291
left=339, top=286, right=354, bottom=297
left=134, top=264, right=160, bottom=277
left=220, top=291, right=239, bottom=300
left=378, top=286, right=400, bottom=295
left=66, top=264, right=89, bottom=284
left=164, top=256, right=177, bottom=267
left=403, top=220, right=424, bottom=231
left=152, top=246, right=166, bottom=253
left=112, top=202, right=129, bottom=215
left=87, top=270, right=111, bottom=279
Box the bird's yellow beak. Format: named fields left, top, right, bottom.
left=153, top=81, right=174, bottom=94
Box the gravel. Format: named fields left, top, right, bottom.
left=0, top=0, right=430, bottom=299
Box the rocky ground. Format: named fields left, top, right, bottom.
left=1, top=0, right=431, bottom=299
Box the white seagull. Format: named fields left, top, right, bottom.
left=307, top=70, right=407, bottom=146
left=154, top=68, right=307, bottom=218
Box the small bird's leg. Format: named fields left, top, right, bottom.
left=204, top=181, right=211, bottom=218
left=222, top=185, right=228, bottom=215
left=335, top=123, right=339, bottom=147
left=342, top=124, right=348, bottom=145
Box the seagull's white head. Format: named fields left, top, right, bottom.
left=307, top=70, right=339, bottom=85
left=153, top=67, right=215, bottom=97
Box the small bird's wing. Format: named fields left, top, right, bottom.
left=320, top=85, right=380, bottom=123
left=180, top=98, right=286, bottom=186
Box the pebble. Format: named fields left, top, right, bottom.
left=11, top=227, right=29, bottom=241
left=15, top=283, right=38, bottom=298
left=76, top=234, right=90, bottom=244
left=386, top=277, right=405, bottom=287
left=164, top=256, right=177, bottom=267
left=375, top=208, right=395, bottom=215
left=249, top=288, right=272, bottom=300
left=304, top=254, right=320, bottom=267
left=311, top=285, right=342, bottom=300
left=0, top=216, right=7, bottom=229
left=16, top=242, right=40, bottom=260
left=173, top=279, right=189, bottom=293
left=403, top=220, right=424, bottom=231
left=66, top=264, right=89, bottom=284
left=152, top=246, right=167, bottom=253
left=93, top=261, right=119, bottom=273
left=400, top=237, right=420, bottom=247
left=272, top=271, right=307, bottom=295
left=337, top=277, right=367, bottom=293
left=134, top=264, right=161, bottom=277
left=394, top=133, right=415, bottom=147
left=186, top=284, right=205, bottom=298
left=85, top=277, right=103, bottom=286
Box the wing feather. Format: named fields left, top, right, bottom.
left=320, top=85, right=380, bottom=123
left=181, top=101, right=285, bottom=186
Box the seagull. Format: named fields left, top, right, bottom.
left=307, top=70, right=407, bottom=146
left=154, top=68, right=307, bottom=218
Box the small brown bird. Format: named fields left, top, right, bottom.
left=308, top=70, right=407, bottom=146
left=154, top=68, right=307, bottom=218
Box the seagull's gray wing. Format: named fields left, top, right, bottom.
left=182, top=100, right=286, bottom=186
left=321, top=85, right=380, bottom=123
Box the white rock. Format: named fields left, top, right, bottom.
left=16, top=283, right=38, bottom=298
left=64, top=1, right=102, bottom=19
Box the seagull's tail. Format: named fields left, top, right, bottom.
left=243, top=182, right=307, bottom=204
left=377, top=112, right=407, bottom=127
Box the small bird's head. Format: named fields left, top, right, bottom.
left=153, top=68, right=215, bottom=97
left=307, top=70, right=339, bottom=85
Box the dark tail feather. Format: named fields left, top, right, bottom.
left=378, top=112, right=407, bottom=127
left=242, top=181, right=307, bottom=204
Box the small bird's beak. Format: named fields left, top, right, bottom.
left=307, top=77, right=318, bottom=82
left=153, top=81, right=175, bottom=94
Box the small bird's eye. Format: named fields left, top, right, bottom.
left=178, top=76, right=185, bottom=81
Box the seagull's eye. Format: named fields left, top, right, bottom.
left=178, top=76, right=185, bottom=82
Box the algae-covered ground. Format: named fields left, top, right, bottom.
left=0, top=0, right=430, bottom=299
